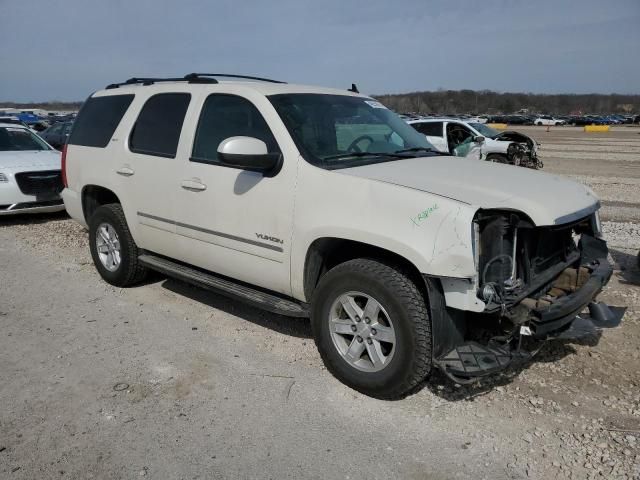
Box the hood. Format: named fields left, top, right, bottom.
left=493, top=130, right=537, bottom=144
left=339, top=156, right=598, bottom=226
left=0, top=150, right=61, bottom=171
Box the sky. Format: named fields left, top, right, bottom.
left=1, top=0, right=639, bottom=102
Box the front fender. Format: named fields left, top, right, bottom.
left=290, top=161, right=479, bottom=300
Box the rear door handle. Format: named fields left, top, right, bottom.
left=116, top=166, right=135, bottom=177
left=181, top=179, right=207, bottom=192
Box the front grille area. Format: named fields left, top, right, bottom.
left=475, top=210, right=595, bottom=311
left=14, top=170, right=63, bottom=196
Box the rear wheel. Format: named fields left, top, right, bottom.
left=311, top=259, right=432, bottom=399
left=89, top=203, right=147, bottom=287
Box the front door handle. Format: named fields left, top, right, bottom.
left=116, top=166, right=135, bottom=177
left=181, top=179, right=207, bottom=192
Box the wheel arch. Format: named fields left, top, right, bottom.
left=302, top=237, right=427, bottom=302
left=303, top=237, right=467, bottom=365
left=81, top=185, right=121, bottom=224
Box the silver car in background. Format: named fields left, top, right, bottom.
left=0, top=123, right=65, bottom=215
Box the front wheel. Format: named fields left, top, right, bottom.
left=486, top=153, right=509, bottom=164
left=311, top=259, right=432, bottom=399
left=89, top=203, right=148, bottom=287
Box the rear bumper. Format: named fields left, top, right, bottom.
left=61, top=187, right=87, bottom=227
left=530, top=258, right=613, bottom=337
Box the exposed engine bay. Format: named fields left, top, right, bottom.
left=475, top=210, right=608, bottom=330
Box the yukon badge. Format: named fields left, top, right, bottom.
left=256, top=233, right=284, bottom=244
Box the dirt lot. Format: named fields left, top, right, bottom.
left=1, top=126, right=639, bottom=480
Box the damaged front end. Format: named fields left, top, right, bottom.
left=498, top=131, right=543, bottom=170
left=434, top=209, right=622, bottom=383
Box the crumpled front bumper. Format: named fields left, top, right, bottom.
left=435, top=253, right=623, bottom=383
left=530, top=258, right=613, bottom=338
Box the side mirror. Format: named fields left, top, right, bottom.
left=474, top=135, right=485, bottom=143
left=217, top=136, right=282, bottom=177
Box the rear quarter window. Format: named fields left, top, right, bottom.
left=68, top=94, right=134, bottom=148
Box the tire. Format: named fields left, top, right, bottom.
left=536, top=122, right=543, bottom=126
left=311, top=259, right=432, bottom=399
left=88, top=203, right=148, bottom=287
left=486, top=153, right=509, bottom=164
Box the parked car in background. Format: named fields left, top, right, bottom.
left=408, top=118, right=542, bottom=168
left=571, top=115, right=608, bottom=126
left=534, top=115, right=565, bottom=126
left=0, top=123, right=65, bottom=215
left=0, top=116, right=29, bottom=128
left=40, top=121, right=73, bottom=150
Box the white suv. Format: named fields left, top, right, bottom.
left=62, top=74, right=619, bottom=398
left=408, top=118, right=542, bottom=168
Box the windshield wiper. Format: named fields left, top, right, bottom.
left=322, top=151, right=413, bottom=161
left=394, top=147, right=449, bottom=155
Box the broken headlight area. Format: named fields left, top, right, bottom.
left=434, top=209, right=621, bottom=384
left=506, top=142, right=542, bottom=169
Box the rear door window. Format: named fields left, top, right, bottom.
left=129, top=93, right=191, bottom=158
left=68, top=94, right=134, bottom=147
left=412, top=122, right=443, bottom=137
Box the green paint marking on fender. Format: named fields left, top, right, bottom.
left=410, top=204, right=439, bottom=226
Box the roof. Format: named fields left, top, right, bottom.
left=93, top=78, right=366, bottom=99
left=0, top=122, right=29, bottom=129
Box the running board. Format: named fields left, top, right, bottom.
left=138, top=254, right=309, bottom=317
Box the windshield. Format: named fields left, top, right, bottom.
left=468, top=122, right=499, bottom=138
left=268, top=94, right=437, bottom=168
left=0, top=127, right=51, bottom=151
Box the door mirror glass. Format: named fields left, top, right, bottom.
left=474, top=135, right=485, bottom=143
left=217, top=136, right=282, bottom=177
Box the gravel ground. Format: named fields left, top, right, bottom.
left=1, top=127, right=639, bottom=479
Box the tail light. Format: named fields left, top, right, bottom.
left=61, top=144, right=68, bottom=188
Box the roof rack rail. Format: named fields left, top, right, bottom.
left=105, top=75, right=218, bottom=89
left=105, top=73, right=285, bottom=90
left=185, top=73, right=286, bottom=84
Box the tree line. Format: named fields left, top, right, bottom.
left=373, top=90, right=640, bottom=115
left=0, top=101, right=82, bottom=111
left=4, top=90, right=640, bottom=116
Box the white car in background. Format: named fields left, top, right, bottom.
left=407, top=118, right=542, bottom=169
left=533, top=116, right=565, bottom=126
left=0, top=123, right=65, bottom=215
